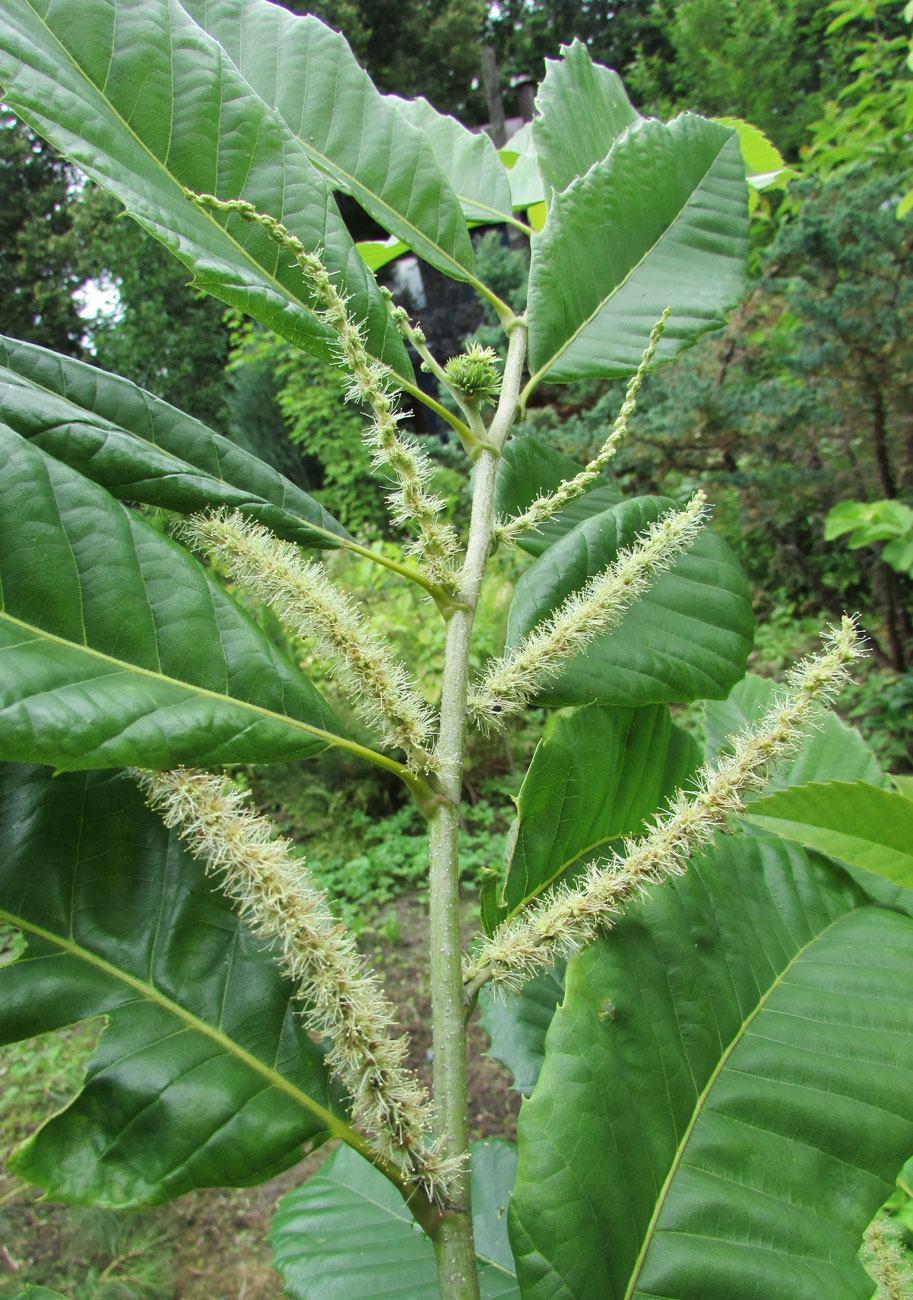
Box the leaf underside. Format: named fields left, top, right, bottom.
left=0, top=763, right=344, bottom=1208
left=271, top=1141, right=520, bottom=1300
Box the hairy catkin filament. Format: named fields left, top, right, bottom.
left=465, top=615, right=865, bottom=993
left=471, top=492, right=708, bottom=730
left=137, top=768, right=459, bottom=1201
left=495, top=308, right=671, bottom=547
left=182, top=510, right=438, bottom=772
left=184, top=191, right=458, bottom=585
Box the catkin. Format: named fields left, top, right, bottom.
left=137, top=768, right=458, bottom=1201
left=183, top=510, right=438, bottom=772
left=495, top=308, right=670, bottom=546
left=185, top=191, right=458, bottom=583
left=471, top=492, right=708, bottom=730
left=465, top=615, right=865, bottom=993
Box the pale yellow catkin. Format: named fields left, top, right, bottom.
left=137, top=768, right=458, bottom=1201
left=471, top=492, right=708, bottom=730
left=861, top=1214, right=913, bottom=1300
left=182, top=509, right=438, bottom=772
left=495, top=308, right=671, bottom=547
left=185, top=191, right=458, bottom=583
left=465, top=616, right=865, bottom=993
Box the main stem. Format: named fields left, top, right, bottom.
left=426, top=324, right=528, bottom=1299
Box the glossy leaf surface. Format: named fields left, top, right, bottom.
left=0, top=764, right=343, bottom=1208
left=526, top=115, right=748, bottom=389
left=0, top=334, right=349, bottom=548
left=510, top=837, right=913, bottom=1300
left=494, top=435, right=621, bottom=557
left=482, top=703, right=700, bottom=932
left=506, top=496, right=753, bottom=707
left=0, top=0, right=410, bottom=375
left=532, top=40, right=640, bottom=195
left=746, top=781, right=913, bottom=888
left=0, top=428, right=345, bottom=770
left=180, top=0, right=480, bottom=285
left=271, top=1140, right=520, bottom=1300
left=703, top=672, right=887, bottom=792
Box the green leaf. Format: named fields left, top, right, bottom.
left=703, top=673, right=888, bottom=793
left=179, top=1, right=482, bottom=287
left=716, top=116, right=797, bottom=194
left=506, top=496, right=753, bottom=707
left=357, top=236, right=411, bottom=271
left=510, top=837, right=913, bottom=1300
left=532, top=40, right=640, bottom=195
left=0, top=334, right=350, bottom=549
left=0, top=763, right=345, bottom=1208
left=271, top=1140, right=520, bottom=1300
left=494, top=434, right=621, bottom=557
left=525, top=115, right=749, bottom=392
left=484, top=703, right=701, bottom=932
left=0, top=0, right=410, bottom=376
left=391, top=94, right=519, bottom=231
left=745, top=781, right=913, bottom=889
left=13, top=1290, right=71, bottom=1300
left=0, top=427, right=347, bottom=770
left=501, top=149, right=546, bottom=211
left=478, top=965, right=565, bottom=1098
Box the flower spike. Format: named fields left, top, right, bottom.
left=464, top=616, right=866, bottom=995
left=183, top=510, right=439, bottom=772
left=184, top=190, right=458, bottom=583
left=138, top=768, right=459, bottom=1201
left=471, top=491, right=707, bottom=730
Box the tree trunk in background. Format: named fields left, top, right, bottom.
left=481, top=44, right=507, bottom=147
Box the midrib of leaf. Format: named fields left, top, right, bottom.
left=21, top=3, right=354, bottom=361
left=0, top=906, right=359, bottom=1149
left=621, top=908, right=849, bottom=1300
left=0, top=609, right=405, bottom=776
left=521, top=136, right=731, bottom=404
